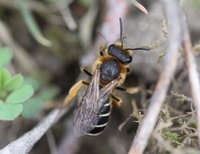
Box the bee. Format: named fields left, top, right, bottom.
left=64, top=18, right=149, bottom=136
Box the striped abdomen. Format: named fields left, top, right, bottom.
left=86, top=100, right=111, bottom=136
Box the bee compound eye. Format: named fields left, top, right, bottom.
left=125, top=55, right=132, bottom=63
left=108, top=44, right=115, bottom=51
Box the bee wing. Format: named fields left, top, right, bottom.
left=73, top=67, right=121, bottom=137
left=97, top=76, right=121, bottom=110
left=73, top=67, right=100, bottom=136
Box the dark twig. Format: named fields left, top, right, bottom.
left=128, top=0, right=183, bottom=153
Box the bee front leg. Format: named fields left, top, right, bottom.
left=111, top=95, right=123, bottom=108
left=80, top=66, right=92, bottom=76
left=99, top=44, right=107, bottom=56
left=64, top=80, right=89, bottom=106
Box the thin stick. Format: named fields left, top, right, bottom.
left=128, top=0, right=183, bottom=153
left=0, top=104, right=73, bottom=154
left=46, top=129, right=57, bottom=154
left=98, top=0, right=128, bottom=44
left=129, top=0, right=148, bottom=15
left=56, top=0, right=77, bottom=31
left=183, top=30, right=200, bottom=146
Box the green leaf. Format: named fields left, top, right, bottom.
left=0, top=47, right=13, bottom=67
left=6, top=84, right=34, bottom=104
left=24, top=77, right=40, bottom=90
left=3, top=74, right=24, bottom=91
left=0, top=100, right=23, bottom=120
left=0, top=68, right=11, bottom=87
left=22, top=97, right=43, bottom=118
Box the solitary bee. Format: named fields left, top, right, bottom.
left=64, top=18, right=149, bottom=136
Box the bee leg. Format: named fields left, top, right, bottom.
left=80, top=66, right=92, bottom=76
left=99, top=44, right=107, bottom=56
left=126, top=67, right=131, bottom=75
left=64, top=80, right=89, bottom=106
left=111, top=95, right=123, bottom=108
left=116, top=86, right=140, bottom=95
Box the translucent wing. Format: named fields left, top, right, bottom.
left=73, top=67, right=100, bottom=136
left=73, top=66, right=120, bottom=136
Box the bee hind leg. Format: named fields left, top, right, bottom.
left=116, top=86, right=140, bottom=95
left=126, top=67, right=131, bottom=75
left=111, top=95, right=123, bottom=108
left=63, top=80, right=89, bottom=106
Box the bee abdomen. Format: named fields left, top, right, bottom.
left=86, top=102, right=111, bottom=136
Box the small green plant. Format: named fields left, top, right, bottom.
left=0, top=47, right=34, bottom=120
left=162, top=131, right=181, bottom=145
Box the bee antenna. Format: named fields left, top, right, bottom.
left=119, top=17, right=124, bottom=47
left=125, top=47, right=150, bottom=51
